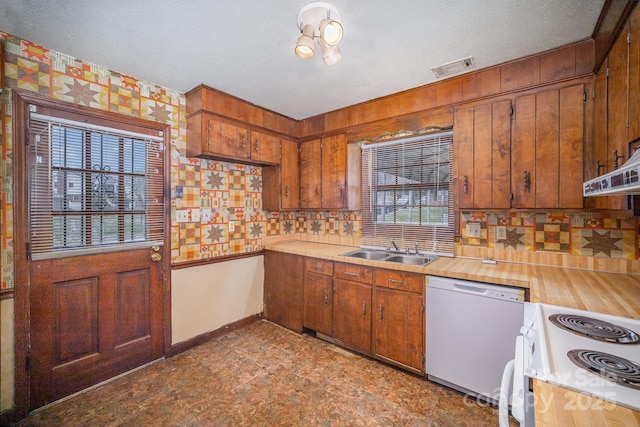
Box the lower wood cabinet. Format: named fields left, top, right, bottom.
left=372, top=269, right=425, bottom=372
left=265, top=252, right=426, bottom=374
left=303, top=257, right=334, bottom=336
left=332, top=263, right=373, bottom=353
left=263, top=251, right=304, bottom=332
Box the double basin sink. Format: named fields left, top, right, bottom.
left=339, top=249, right=438, bottom=266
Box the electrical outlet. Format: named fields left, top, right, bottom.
left=466, top=222, right=481, bottom=238
left=175, top=186, right=183, bottom=198
left=229, top=221, right=235, bottom=233
left=496, top=226, right=507, bottom=240
left=175, top=209, right=189, bottom=223
left=202, top=208, right=211, bottom=223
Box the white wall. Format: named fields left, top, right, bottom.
left=171, top=256, right=264, bottom=345
left=1, top=298, right=14, bottom=412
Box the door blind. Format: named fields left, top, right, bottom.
left=360, top=131, right=455, bottom=255
left=28, top=112, right=165, bottom=260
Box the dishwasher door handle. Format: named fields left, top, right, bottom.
left=453, top=283, right=489, bottom=295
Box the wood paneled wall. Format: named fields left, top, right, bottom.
left=299, top=39, right=595, bottom=141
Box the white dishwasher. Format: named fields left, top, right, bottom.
left=426, top=275, right=525, bottom=405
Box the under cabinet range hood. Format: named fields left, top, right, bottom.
left=583, top=148, right=640, bottom=196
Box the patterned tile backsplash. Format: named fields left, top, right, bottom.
left=1, top=32, right=639, bottom=289
left=461, top=211, right=639, bottom=259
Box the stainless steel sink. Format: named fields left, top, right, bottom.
left=339, top=249, right=390, bottom=261
left=385, top=255, right=433, bottom=265
left=339, top=249, right=438, bottom=265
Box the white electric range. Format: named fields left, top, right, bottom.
left=522, top=303, right=640, bottom=412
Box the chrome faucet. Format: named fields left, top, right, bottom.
left=391, top=241, right=400, bottom=253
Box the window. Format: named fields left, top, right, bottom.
left=360, top=131, right=454, bottom=255
left=28, top=111, right=165, bottom=260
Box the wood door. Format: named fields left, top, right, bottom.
left=299, top=139, right=322, bottom=209
left=263, top=251, right=304, bottom=332
left=280, top=138, right=300, bottom=210
left=251, top=131, right=278, bottom=164
left=29, top=248, right=164, bottom=409
left=373, top=288, right=424, bottom=371
left=321, top=134, right=347, bottom=209
left=332, top=279, right=372, bottom=353
left=13, top=93, right=168, bottom=412
left=303, top=271, right=333, bottom=336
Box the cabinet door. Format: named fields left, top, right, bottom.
left=321, top=134, right=347, bottom=209
left=332, top=279, right=372, bottom=353
left=220, top=121, right=249, bottom=159
left=186, top=113, right=222, bottom=157
left=300, top=139, right=322, bottom=209
left=280, top=138, right=300, bottom=210
left=512, top=85, right=584, bottom=208
left=373, top=287, right=424, bottom=372
left=454, top=100, right=511, bottom=209
left=251, top=131, right=279, bottom=164
left=303, top=272, right=332, bottom=336
left=263, top=251, right=303, bottom=332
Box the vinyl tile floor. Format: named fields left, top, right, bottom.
left=16, top=320, right=515, bottom=426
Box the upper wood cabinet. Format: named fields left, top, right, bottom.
left=186, top=113, right=257, bottom=163
left=250, top=130, right=279, bottom=164
left=454, top=99, right=512, bottom=209
left=512, top=84, right=585, bottom=209
left=263, top=138, right=300, bottom=211
left=299, top=134, right=360, bottom=210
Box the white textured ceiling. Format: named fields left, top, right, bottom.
left=2, top=0, right=605, bottom=120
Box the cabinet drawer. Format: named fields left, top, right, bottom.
left=334, top=262, right=373, bottom=285
left=374, top=269, right=424, bottom=294
left=304, top=257, right=334, bottom=276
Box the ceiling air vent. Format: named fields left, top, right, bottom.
left=431, top=56, right=476, bottom=78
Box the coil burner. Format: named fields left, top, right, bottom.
left=568, top=349, right=640, bottom=390
left=549, top=314, right=640, bottom=344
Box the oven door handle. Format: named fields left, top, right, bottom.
left=499, top=359, right=515, bottom=427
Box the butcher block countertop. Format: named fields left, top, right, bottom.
left=264, top=240, right=640, bottom=320
left=264, top=240, right=640, bottom=427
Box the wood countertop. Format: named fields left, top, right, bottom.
left=263, top=240, right=640, bottom=426
left=264, top=240, right=640, bottom=319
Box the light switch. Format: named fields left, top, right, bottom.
left=176, top=210, right=189, bottom=223
left=229, top=221, right=235, bottom=232
left=189, top=208, right=201, bottom=222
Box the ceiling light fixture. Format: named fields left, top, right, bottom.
left=295, top=2, right=343, bottom=66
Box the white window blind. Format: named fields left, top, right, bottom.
left=28, top=112, right=165, bottom=260
left=360, top=131, right=454, bottom=255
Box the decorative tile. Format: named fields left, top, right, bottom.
left=535, top=222, right=570, bottom=252
left=5, top=53, right=50, bottom=95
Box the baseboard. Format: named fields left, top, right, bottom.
left=167, top=313, right=262, bottom=357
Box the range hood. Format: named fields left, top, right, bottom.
left=583, top=149, right=640, bottom=196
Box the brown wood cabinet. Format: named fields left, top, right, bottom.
left=186, top=113, right=252, bottom=162
left=454, top=99, right=512, bottom=209
left=512, top=84, right=585, bottom=209
left=250, top=130, right=279, bottom=164
left=332, top=263, right=373, bottom=353
left=263, top=138, right=300, bottom=211
left=372, top=269, right=424, bottom=372
left=263, top=251, right=304, bottom=332
left=299, top=134, right=360, bottom=210
left=303, top=257, right=334, bottom=336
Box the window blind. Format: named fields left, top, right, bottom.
left=360, top=131, right=454, bottom=255
left=28, top=112, right=165, bottom=260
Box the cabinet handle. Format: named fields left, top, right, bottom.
left=240, top=134, right=245, bottom=150
left=324, top=289, right=329, bottom=304
left=255, top=140, right=259, bottom=152
left=463, top=175, right=468, bottom=194
left=596, top=160, right=606, bottom=176
left=343, top=271, right=359, bottom=277
left=314, top=265, right=325, bottom=271
left=314, top=185, right=319, bottom=197
left=285, top=185, right=289, bottom=197
left=523, top=171, right=531, bottom=192
left=206, top=122, right=211, bottom=147
left=362, top=300, right=366, bottom=316
left=337, top=184, right=343, bottom=197
left=379, top=304, right=384, bottom=321
left=388, top=279, right=406, bottom=285
left=613, top=149, right=625, bottom=170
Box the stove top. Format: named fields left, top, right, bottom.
left=524, top=303, right=640, bottom=411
